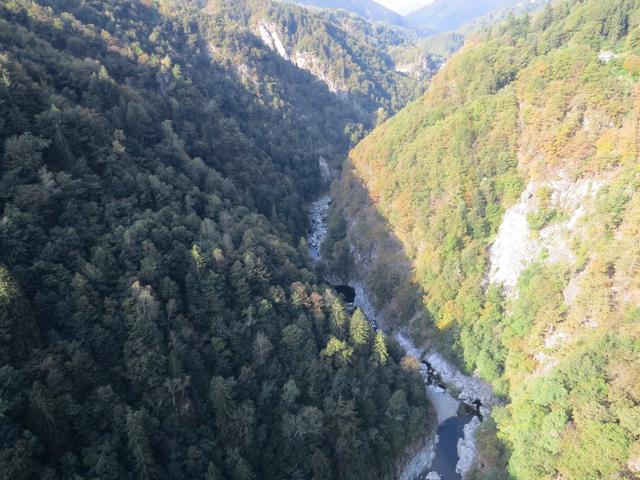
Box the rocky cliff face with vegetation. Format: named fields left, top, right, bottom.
left=210, top=0, right=451, bottom=126
left=324, top=1, right=640, bottom=478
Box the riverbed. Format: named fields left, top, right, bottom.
left=307, top=195, right=495, bottom=479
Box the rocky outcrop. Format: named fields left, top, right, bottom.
left=255, top=22, right=348, bottom=94
left=394, top=56, right=446, bottom=80
left=308, top=196, right=331, bottom=260
left=487, top=174, right=604, bottom=296
left=319, top=156, right=335, bottom=181
left=396, top=333, right=497, bottom=414
left=456, top=416, right=481, bottom=476
left=292, top=50, right=348, bottom=94
left=399, top=439, right=437, bottom=480
left=424, top=351, right=496, bottom=414
left=257, top=22, right=289, bottom=60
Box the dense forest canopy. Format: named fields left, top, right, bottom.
left=325, top=0, right=640, bottom=478
left=0, top=0, right=432, bottom=478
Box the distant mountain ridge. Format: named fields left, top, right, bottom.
left=405, top=0, right=545, bottom=34
left=279, top=0, right=408, bottom=27
left=284, top=0, right=548, bottom=37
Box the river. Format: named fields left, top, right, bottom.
left=307, top=195, right=496, bottom=480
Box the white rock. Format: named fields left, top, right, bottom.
left=487, top=175, right=604, bottom=297
left=564, top=268, right=588, bottom=306
left=628, top=455, right=640, bottom=473
left=319, top=156, right=333, bottom=181
left=424, top=350, right=496, bottom=408
left=456, top=416, right=482, bottom=476
left=257, top=23, right=289, bottom=60
left=396, top=332, right=426, bottom=359
left=487, top=181, right=539, bottom=292
left=426, top=472, right=441, bottom=480
left=307, top=196, right=331, bottom=260
left=544, top=330, right=570, bottom=349
left=598, top=50, right=617, bottom=63
left=396, top=333, right=497, bottom=411
left=293, top=51, right=347, bottom=94
left=399, top=437, right=436, bottom=480
left=353, top=281, right=380, bottom=328
left=534, top=351, right=558, bottom=375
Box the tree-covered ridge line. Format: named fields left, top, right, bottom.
left=0, top=0, right=432, bottom=478
left=324, top=0, right=640, bottom=478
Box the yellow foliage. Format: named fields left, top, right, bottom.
left=624, top=54, right=640, bottom=76
left=437, top=300, right=459, bottom=330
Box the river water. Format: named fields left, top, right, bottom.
left=307, top=196, right=495, bottom=480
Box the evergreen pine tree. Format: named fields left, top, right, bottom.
left=349, top=309, right=371, bottom=346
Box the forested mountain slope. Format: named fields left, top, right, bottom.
left=210, top=0, right=440, bottom=124
left=0, top=0, right=432, bottom=478
left=326, top=0, right=640, bottom=478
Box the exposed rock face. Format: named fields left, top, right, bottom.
left=255, top=22, right=348, bottom=94
left=423, top=350, right=496, bottom=414
left=293, top=50, right=348, bottom=94
left=598, top=50, right=618, bottom=63
left=532, top=327, right=571, bottom=374
left=487, top=174, right=604, bottom=296
left=308, top=196, right=331, bottom=260
left=319, top=156, right=334, bottom=181
left=352, top=281, right=379, bottom=328
left=456, top=416, right=481, bottom=476
left=258, top=22, right=289, bottom=60
left=488, top=174, right=607, bottom=375
left=394, top=57, right=445, bottom=80
left=399, top=439, right=437, bottom=480
left=396, top=333, right=497, bottom=413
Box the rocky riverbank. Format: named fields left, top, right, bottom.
left=307, top=195, right=498, bottom=479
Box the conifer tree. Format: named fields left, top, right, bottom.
left=372, top=331, right=389, bottom=366
left=349, top=309, right=371, bottom=346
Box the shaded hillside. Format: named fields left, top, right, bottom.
left=0, top=0, right=432, bottom=478
left=326, top=0, right=640, bottom=478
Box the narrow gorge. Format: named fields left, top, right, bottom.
left=308, top=195, right=497, bottom=480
